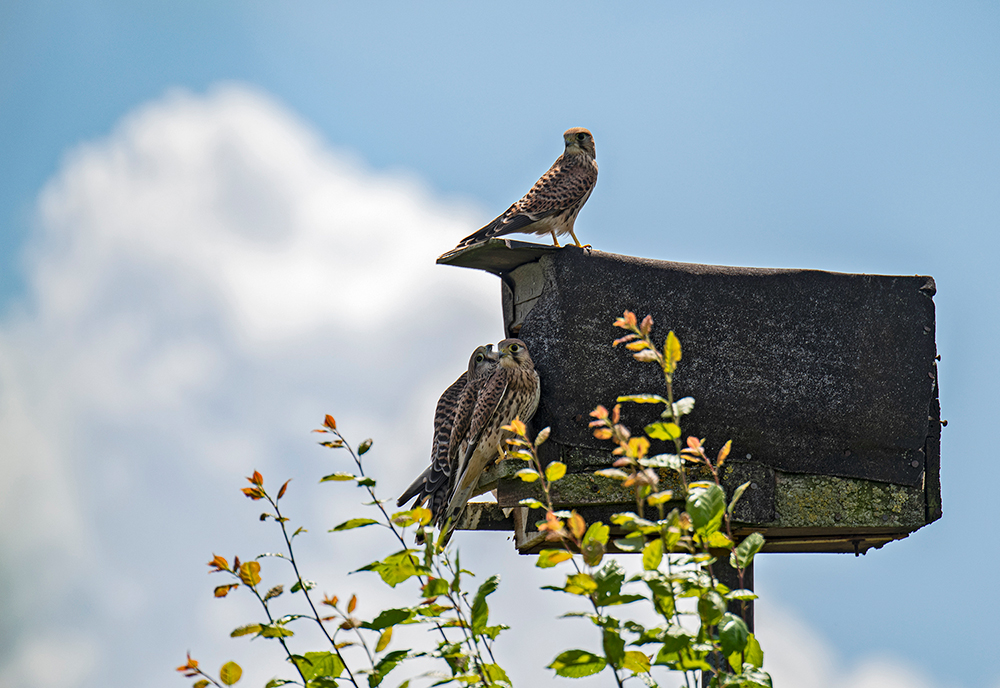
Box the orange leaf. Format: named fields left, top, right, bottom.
left=208, top=554, right=229, bottom=572
left=176, top=652, right=199, bottom=672
left=612, top=334, right=639, bottom=347
left=322, top=594, right=339, bottom=608
left=640, top=314, right=653, bottom=336
left=568, top=511, right=586, bottom=540
left=612, top=404, right=621, bottom=424
left=717, top=440, right=732, bottom=466
left=214, top=584, right=239, bottom=598
left=348, top=593, right=357, bottom=613
left=589, top=405, right=609, bottom=419
left=277, top=479, right=290, bottom=500
left=233, top=555, right=241, bottom=570
left=251, top=471, right=263, bottom=486
left=593, top=428, right=613, bottom=441
left=687, top=436, right=702, bottom=450
left=241, top=487, right=265, bottom=500
left=324, top=414, right=337, bottom=430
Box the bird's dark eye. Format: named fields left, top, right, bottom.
left=476, top=354, right=484, bottom=362
left=577, top=132, right=586, bottom=140
left=509, top=344, right=520, bottom=352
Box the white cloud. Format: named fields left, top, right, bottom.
left=0, top=83, right=946, bottom=688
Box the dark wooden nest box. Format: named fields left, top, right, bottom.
left=437, top=241, right=941, bottom=556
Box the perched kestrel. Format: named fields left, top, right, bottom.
left=397, top=345, right=498, bottom=523
left=457, top=128, right=598, bottom=248
left=441, top=339, right=541, bottom=538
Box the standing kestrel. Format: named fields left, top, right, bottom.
left=441, top=339, right=541, bottom=538
left=397, top=345, right=498, bottom=523
left=456, top=128, right=598, bottom=248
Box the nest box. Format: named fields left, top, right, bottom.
left=438, top=241, right=941, bottom=556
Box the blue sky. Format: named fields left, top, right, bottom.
left=1, top=3, right=998, bottom=688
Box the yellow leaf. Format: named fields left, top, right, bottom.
left=545, top=461, right=567, bottom=482
left=238, top=561, right=261, bottom=587
left=219, top=661, right=242, bottom=686
left=376, top=627, right=392, bottom=652
left=516, top=468, right=540, bottom=482
left=665, top=331, right=682, bottom=368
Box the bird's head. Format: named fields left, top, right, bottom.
left=498, top=338, right=534, bottom=370
left=563, top=128, right=596, bottom=158
left=468, top=344, right=499, bottom=379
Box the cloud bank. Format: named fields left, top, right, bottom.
left=0, top=84, right=942, bottom=688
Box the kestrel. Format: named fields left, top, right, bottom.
left=456, top=128, right=598, bottom=248
left=441, top=339, right=541, bottom=538
left=397, top=345, right=499, bottom=523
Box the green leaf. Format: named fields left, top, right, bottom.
left=545, top=461, right=567, bottom=482
left=482, top=624, right=509, bottom=640
left=320, top=472, right=356, bottom=482
left=583, top=521, right=610, bottom=545
left=370, top=650, right=408, bottom=687
left=356, top=550, right=425, bottom=588
left=331, top=518, right=379, bottom=532
left=362, top=608, right=412, bottom=630
left=642, top=539, right=663, bottom=571
left=548, top=650, right=607, bottom=678
left=519, top=498, right=545, bottom=509
left=614, top=533, right=645, bottom=552
left=644, top=422, right=681, bottom=441
left=422, top=577, right=450, bottom=597
left=734, top=666, right=773, bottom=688
left=728, top=480, right=752, bottom=515
left=686, top=483, right=725, bottom=536
left=358, top=438, right=373, bottom=455
left=356, top=476, right=376, bottom=487
left=623, top=650, right=651, bottom=675
left=260, top=624, right=295, bottom=638
left=293, top=651, right=345, bottom=681
left=699, top=531, right=733, bottom=548
left=593, top=560, right=625, bottom=603
left=289, top=579, right=317, bottom=593
left=471, top=575, right=500, bottom=633
left=230, top=623, right=263, bottom=638
left=219, top=661, right=242, bottom=685
left=536, top=549, right=573, bottom=568
left=726, top=589, right=758, bottom=601
left=719, top=613, right=749, bottom=656
left=697, top=590, right=727, bottom=626
left=731, top=531, right=765, bottom=569
left=660, top=625, right=693, bottom=653
left=264, top=680, right=294, bottom=687
left=745, top=633, right=764, bottom=668
left=603, top=627, right=626, bottom=669
left=617, top=394, right=669, bottom=405
left=482, top=663, right=511, bottom=686
left=515, top=468, right=540, bottom=482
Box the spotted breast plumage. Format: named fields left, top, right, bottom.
left=397, top=345, right=498, bottom=523
left=441, top=339, right=541, bottom=538
left=456, top=128, right=598, bottom=248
